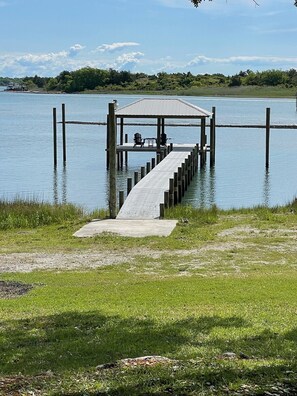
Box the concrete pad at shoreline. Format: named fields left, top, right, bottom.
left=73, top=219, right=178, bottom=238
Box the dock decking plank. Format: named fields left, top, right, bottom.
left=117, top=147, right=195, bottom=219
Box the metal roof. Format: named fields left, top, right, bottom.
left=115, top=98, right=212, bottom=119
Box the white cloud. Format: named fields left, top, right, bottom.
left=187, top=54, right=297, bottom=67
left=69, top=44, right=85, bottom=57
left=113, top=52, right=144, bottom=71
left=96, top=42, right=140, bottom=53
left=0, top=44, right=90, bottom=76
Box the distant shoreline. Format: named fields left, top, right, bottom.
left=1, top=85, right=296, bottom=99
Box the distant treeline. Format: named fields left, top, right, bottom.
left=1, top=67, right=297, bottom=93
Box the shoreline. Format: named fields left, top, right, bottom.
left=1, top=85, right=296, bottom=99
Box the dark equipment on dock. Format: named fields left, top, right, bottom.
left=160, top=133, right=167, bottom=146
left=134, top=132, right=144, bottom=147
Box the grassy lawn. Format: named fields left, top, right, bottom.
left=1, top=201, right=297, bottom=395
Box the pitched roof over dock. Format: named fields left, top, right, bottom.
left=115, top=98, right=212, bottom=119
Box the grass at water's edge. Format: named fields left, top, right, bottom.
left=62, top=85, right=297, bottom=98
left=1, top=200, right=297, bottom=394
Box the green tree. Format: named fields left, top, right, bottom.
left=229, top=75, right=242, bottom=87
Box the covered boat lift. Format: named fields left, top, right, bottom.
left=106, top=98, right=216, bottom=169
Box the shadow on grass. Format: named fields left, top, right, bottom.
left=2, top=313, right=297, bottom=395
left=1, top=312, right=247, bottom=375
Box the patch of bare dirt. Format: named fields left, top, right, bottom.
left=0, top=280, right=33, bottom=298
left=0, top=243, right=249, bottom=273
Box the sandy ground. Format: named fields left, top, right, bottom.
left=0, top=241, right=246, bottom=274
left=1, top=225, right=296, bottom=274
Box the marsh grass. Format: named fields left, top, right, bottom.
left=0, top=198, right=109, bottom=230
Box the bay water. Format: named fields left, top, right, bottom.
left=1, top=90, right=297, bottom=211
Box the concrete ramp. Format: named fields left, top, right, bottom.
left=74, top=219, right=178, bottom=238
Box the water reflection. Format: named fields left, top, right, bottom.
left=53, top=168, right=58, bottom=204
left=263, top=170, right=271, bottom=207
left=52, top=166, right=68, bottom=205
left=209, top=167, right=216, bottom=206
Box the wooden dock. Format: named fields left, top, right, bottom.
left=117, top=145, right=197, bottom=220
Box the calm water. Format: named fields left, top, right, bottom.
left=1, top=90, right=297, bottom=211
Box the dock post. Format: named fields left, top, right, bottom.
left=203, top=135, right=207, bottom=166
left=117, top=152, right=120, bottom=170
left=184, top=159, right=188, bottom=191
left=195, top=144, right=199, bottom=172
left=53, top=107, right=57, bottom=167
left=141, top=166, right=146, bottom=179
left=164, top=190, right=169, bottom=208
left=62, top=103, right=67, bottom=164
left=174, top=172, right=179, bottom=204
left=210, top=106, right=216, bottom=167
left=151, top=157, right=156, bottom=169
left=157, top=153, right=161, bottom=164
left=190, top=152, right=194, bottom=179
left=108, top=102, right=117, bottom=219
left=157, top=118, right=161, bottom=152
left=119, top=190, right=124, bottom=209
left=187, top=155, right=192, bottom=183
left=125, top=133, right=128, bottom=166
left=169, top=178, right=174, bottom=207
left=127, top=178, right=132, bottom=195
left=134, top=171, right=139, bottom=185
left=146, top=162, right=151, bottom=174
left=120, top=118, right=124, bottom=169
left=265, top=107, right=270, bottom=169
left=200, top=117, right=206, bottom=168
left=178, top=167, right=182, bottom=202
left=181, top=162, right=186, bottom=197
left=159, top=203, right=165, bottom=219
left=106, top=115, right=110, bottom=169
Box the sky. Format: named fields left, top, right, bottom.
left=0, top=0, right=297, bottom=77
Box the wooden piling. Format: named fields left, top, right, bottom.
left=174, top=172, right=179, bottom=204
left=169, top=178, right=174, bottom=207
left=134, top=171, right=139, bottom=185
left=151, top=157, right=156, bottom=169
left=146, top=162, right=151, bottom=174
left=210, top=106, right=216, bottom=167
left=108, top=102, right=117, bottom=219
left=266, top=107, right=270, bottom=169
left=53, top=107, right=57, bottom=167
left=200, top=117, right=206, bottom=168
left=120, top=117, right=124, bottom=169
left=106, top=115, right=110, bottom=169
left=164, top=190, right=169, bottom=208
left=119, top=190, right=124, bottom=209
left=159, top=203, right=165, bottom=219
left=127, top=178, right=132, bottom=195
left=125, top=133, right=128, bottom=166
left=181, top=162, right=186, bottom=196
left=62, top=103, right=66, bottom=164
left=178, top=167, right=182, bottom=202
left=141, top=166, right=146, bottom=179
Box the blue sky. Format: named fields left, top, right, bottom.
left=0, top=0, right=296, bottom=77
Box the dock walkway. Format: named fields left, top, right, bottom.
left=117, top=145, right=196, bottom=220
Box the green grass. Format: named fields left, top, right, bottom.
left=1, top=201, right=297, bottom=394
